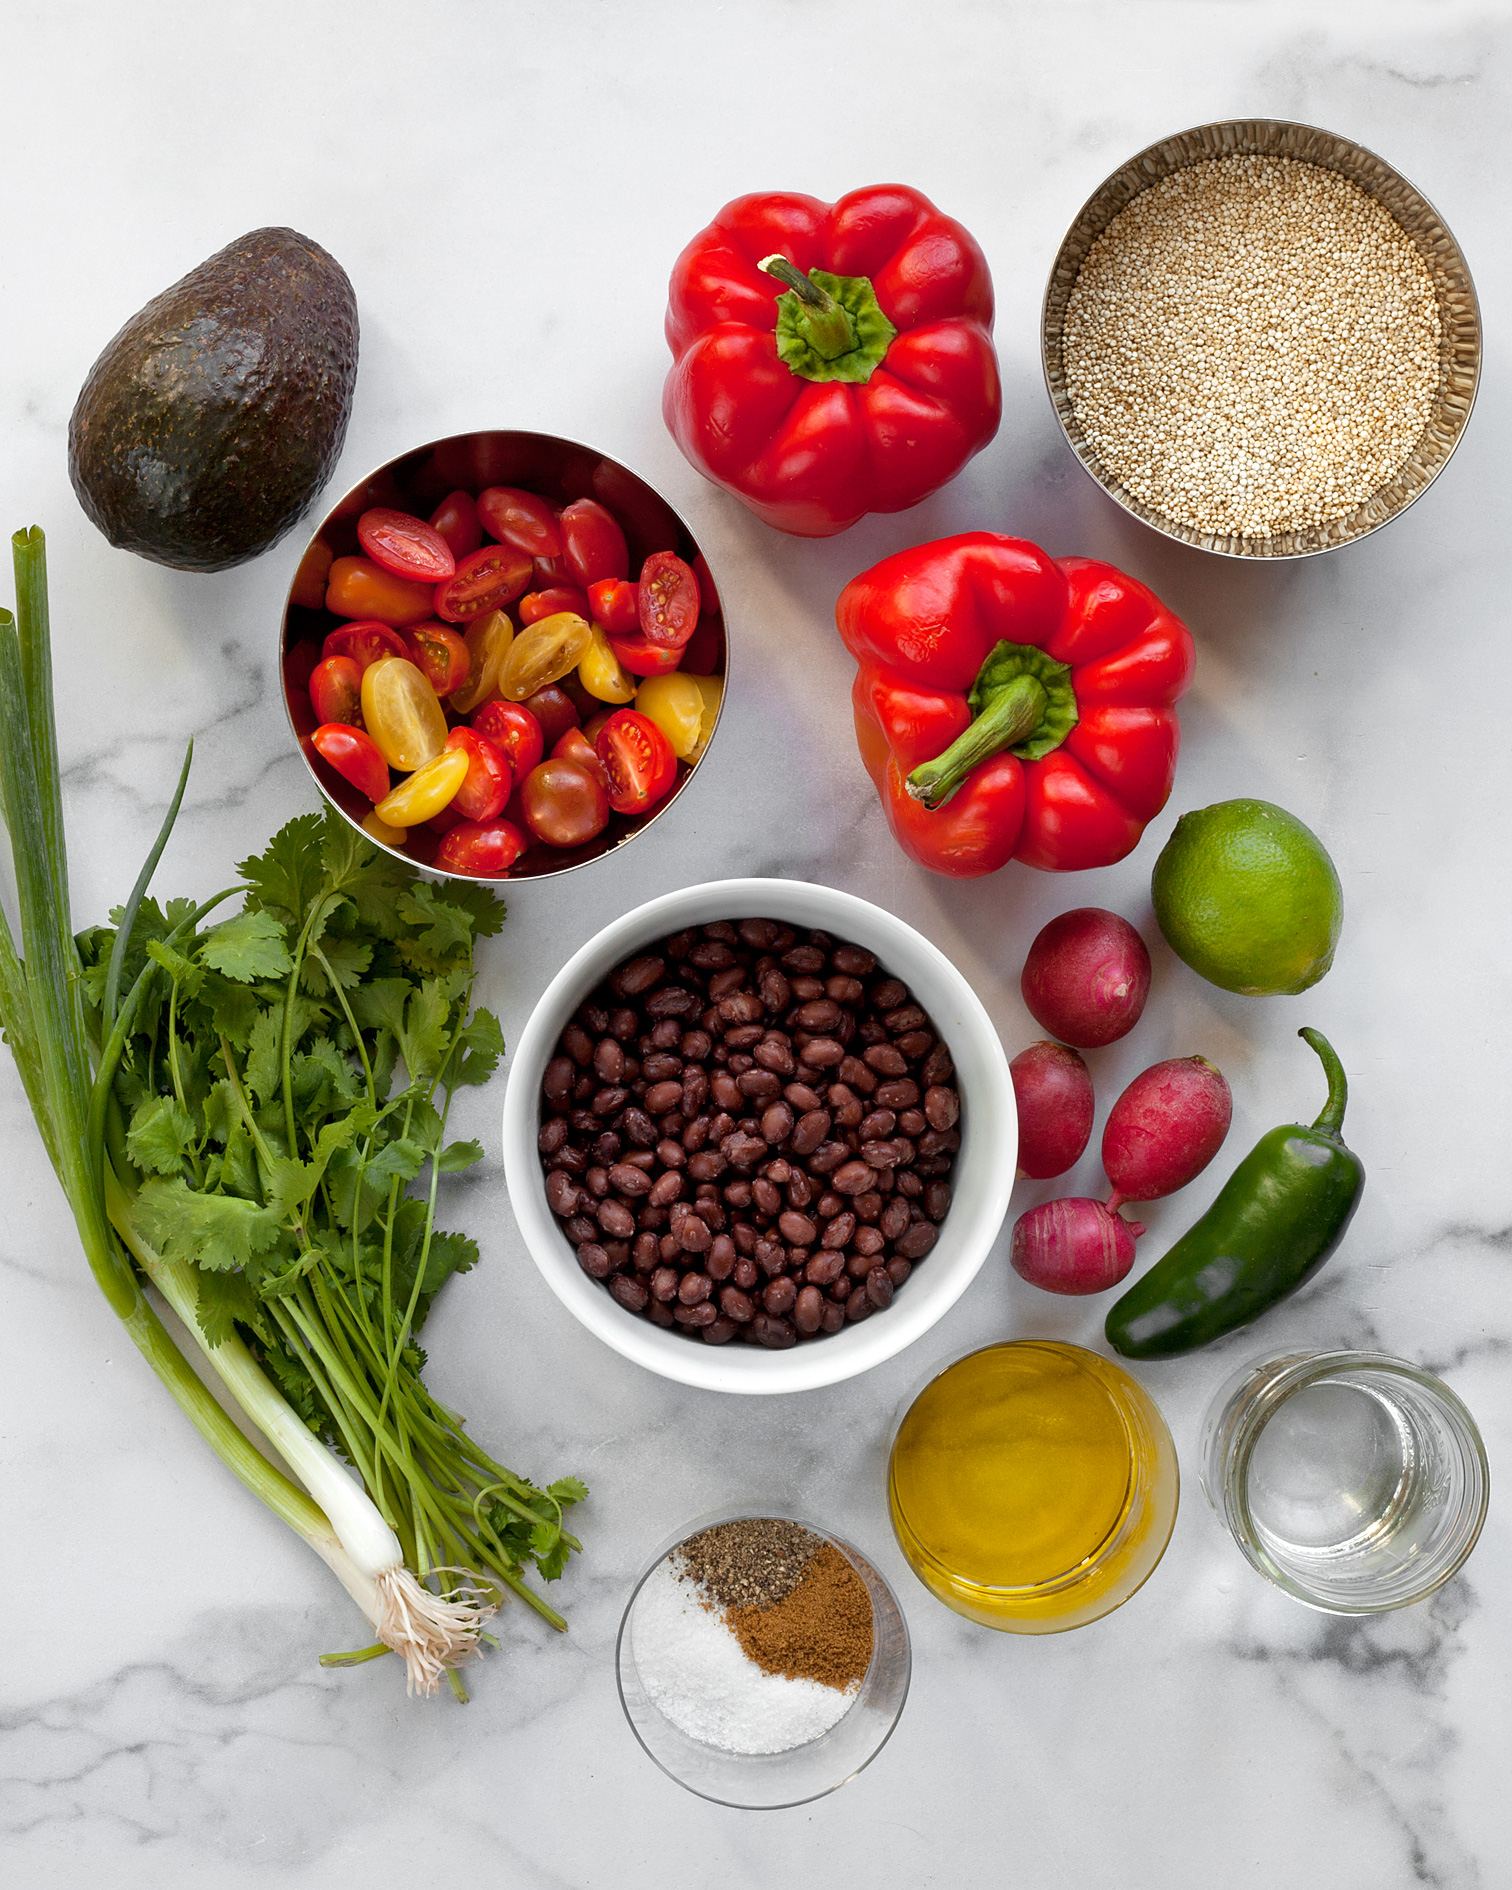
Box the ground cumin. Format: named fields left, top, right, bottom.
left=727, top=1542, right=874, bottom=1691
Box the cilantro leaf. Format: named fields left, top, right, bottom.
left=238, top=812, right=324, bottom=919
left=133, top=1177, right=286, bottom=1271
left=193, top=1267, right=262, bottom=1348
left=446, top=1006, right=505, bottom=1089
left=146, top=936, right=203, bottom=997
left=437, top=1138, right=484, bottom=1174
left=125, top=1094, right=197, bottom=1177
left=244, top=1009, right=284, bottom=1106
left=397, top=882, right=473, bottom=961
left=302, top=934, right=372, bottom=996
left=397, top=979, right=451, bottom=1086
left=549, top=1475, right=589, bottom=1509
left=201, top=911, right=292, bottom=983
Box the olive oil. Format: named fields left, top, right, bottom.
left=888, top=1342, right=1178, bottom=1632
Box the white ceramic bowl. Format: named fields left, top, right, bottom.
left=501, top=878, right=1015, bottom=1394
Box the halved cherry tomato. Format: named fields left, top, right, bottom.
left=594, top=708, right=677, bottom=816
left=285, top=639, right=320, bottom=693
left=444, top=727, right=512, bottom=822
left=520, top=585, right=590, bottom=625
left=552, top=726, right=609, bottom=786
left=692, top=551, right=720, bottom=619
left=470, top=699, right=544, bottom=778
left=358, top=508, right=456, bottom=584
left=432, top=544, right=533, bottom=624
left=290, top=538, right=334, bottom=611
left=428, top=803, right=464, bottom=835
left=404, top=622, right=471, bottom=697
left=325, top=556, right=436, bottom=627
left=375, top=745, right=470, bottom=828
left=361, top=656, right=448, bottom=770
left=436, top=817, right=528, bottom=877
left=363, top=809, right=409, bottom=848
left=521, top=685, right=578, bottom=751
left=323, top=621, right=413, bottom=672
left=288, top=685, right=319, bottom=741
left=637, top=551, right=700, bottom=649
left=578, top=624, right=637, bottom=704
left=498, top=612, right=593, bottom=701
left=477, top=487, right=563, bottom=560
left=309, top=654, right=364, bottom=726
left=587, top=578, right=640, bottom=636
left=635, top=671, right=705, bottom=760
left=687, top=673, right=724, bottom=762
left=679, top=616, right=723, bottom=676
left=608, top=628, right=683, bottom=677
left=447, top=609, right=516, bottom=715
left=582, top=708, right=612, bottom=746
left=429, top=490, right=483, bottom=560
left=520, top=758, right=609, bottom=848
left=311, top=724, right=390, bottom=803
left=559, top=499, right=628, bottom=589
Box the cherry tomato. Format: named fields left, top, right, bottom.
left=520, top=758, right=609, bottom=849
left=290, top=538, right=334, bottom=611
left=520, top=585, right=590, bottom=625
left=679, top=615, right=723, bottom=676
left=582, top=708, right=612, bottom=745
left=432, top=544, right=533, bottom=625
left=521, top=685, right=578, bottom=751
left=594, top=709, right=677, bottom=816
left=287, top=684, right=318, bottom=741
left=470, top=699, right=544, bottom=778
left=477, top=487, right=563, bottom=560
left=309, top=654, right=364, bottom=726
left=357, top=508, right=457, bottom=584
left=634, top=672, right=705, bottom=760
left=578, top=624, right=637, bottom=704
left=687, top=673, right=724, bottom=761
left=311, top=724, right=390, bottom=803
left=362, top=809, right=409, bottom=848
left=428, top=803, right=464, bottom=835
left=692, top=551, right=721, bottom=618
left=361, top=656, right=448, bottom=770
left=587, top=578, right=640, bottom=636
left=559, top=499, right=628, bottom=589
left=637, top=551, right=700, bottom=649
left=498, top=612, right=593, bottom=702
left=608, top=628, right=683, bottom=677
left=436, top=818, right=528, bottom=878
left=552, top=726, right=609, bottom=785
left=533, top=553, right=569, bottom=588
left=429, top=490, right=483, bottom=560
left=447, top=608, right=516, bottom=715
left=375, top=745, right=470, bottom=828
left=404, top=621, right=471, bottom=697
left=285, top=639, right=320, bottom=693
left=325, top=556, right=435, bottom=627
left=444, top=727, right=512, bottom=822
left=323, top=621, right=413, bottom=672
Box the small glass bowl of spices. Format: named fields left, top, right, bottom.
left=616, top=1508, right=910, bottom=1807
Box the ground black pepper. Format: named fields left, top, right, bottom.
left=678, top=1518, right=819, bottom=1611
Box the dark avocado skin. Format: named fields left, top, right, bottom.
left=68, top=227, right=358, bottom=572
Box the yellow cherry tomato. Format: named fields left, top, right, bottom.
left=688, top=673, right=724, bottom=762
left=374, top=745, right=469, bottom=827
left=635, top=671, right=706, bottom=761
left=362, top=810, right=408, bottom=848
left=498, top=611, right=593, bottom=702
left=360, top=656, right=448, bottom=770
left=448, top=609, right=516, bottom=714
left=578, top=624, right=637, bottom=704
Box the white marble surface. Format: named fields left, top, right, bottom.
left=1, top=2, right=1509, bottom=1884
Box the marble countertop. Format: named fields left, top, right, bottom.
left=2, top=3, right=1508, bottom=1885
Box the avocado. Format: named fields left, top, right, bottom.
left=68, top=227, right=359, bottom=572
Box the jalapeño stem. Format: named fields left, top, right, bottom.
left=1299, top=1028, right=1349, bottom=1138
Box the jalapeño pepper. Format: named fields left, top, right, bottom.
left=1105, top=1029, right=1364, bottom=1360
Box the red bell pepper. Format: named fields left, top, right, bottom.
left=664, top=185, right=1001, bottom=537
left=838, top=535, right=1195, bottom=876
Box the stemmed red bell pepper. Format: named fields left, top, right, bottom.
left=838, top=534, right=1195, bottom=875
left=664, top=185, right=1001, bottom=537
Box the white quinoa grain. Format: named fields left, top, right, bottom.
left=1061, top=155, right=1441, bottom=538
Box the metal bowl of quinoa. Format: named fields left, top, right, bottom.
left=1040, top=119, right=1481, bottom=558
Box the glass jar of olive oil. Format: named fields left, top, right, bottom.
left=887, top=1341, right=1179, bottom=1632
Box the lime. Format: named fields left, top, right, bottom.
left=1151, top=799, right=1342, bottom=996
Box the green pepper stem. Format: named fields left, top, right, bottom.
left=905, top=674, right=1049, bottom=809
left=758, top=254, right=857, bottom=360
left=1299, top=1027, right=1348, bottom=1137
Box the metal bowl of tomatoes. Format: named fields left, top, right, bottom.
left=280, top=430, right=727, bottom=880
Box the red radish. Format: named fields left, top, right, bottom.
left=1102, top=1055, right=1232, bottom=1209
left=1011, top=1199, right=1144, bottom=1295
left=1010, top=1041, right=1094, bottom=1180
left=1021, top=908, right=1151, bottom=1048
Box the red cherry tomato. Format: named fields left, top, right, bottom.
left=533, top=554, right=569, bottom=589
left=470, top=699, right=544, bottom=778
left=552, top=726, right=609, bottom=786
left=432, top=544, right=533, bottom=624
left=325, top=556, right=435, bottom=627
left=520, top=586, right=591, bottom=626
left=285, top=639, right=320, bottom=693
left=404, top=622, right=471, bottom=696
left=679, top=616, right=723, bottom=676
left=357, top=508, right=457, bottom=584
left=323, top=621, right=412, bottom=672
left=520, top=758, right=610, bottom=848
left=310, top=724, right=390, bottom=803
left=588, top=578, right=640, bottom=635
left=444, top=727, right=512, bottom=822
left=309, top=654, right=363, bottom=725
left=521, top=684, right=579, bottom=750
left=594, top=709, right=677, bottom=816
left=287, top=684, right=318, bottom=740
left=608, top=629, right=683, bottom=677
left=559, top=499, right=628, bottom=589
left=692, top=551, right=720, bottom=618
left=477, top=487, right=563, bottom=560
left=429, top=490, right=483, bottom=560
left=436, top=817, right=528, bottom=877
left=637, top=551, right=700, bottom=650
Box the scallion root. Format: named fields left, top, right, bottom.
left=375, top=1566, right=498, bottom=1697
